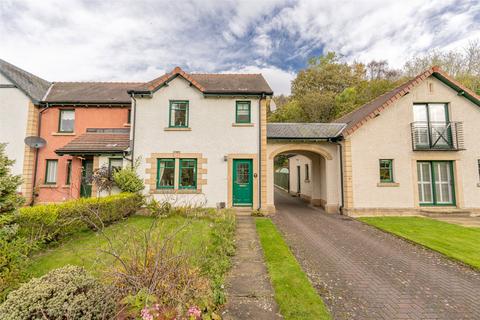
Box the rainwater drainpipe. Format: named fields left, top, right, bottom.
left=129, top=93, right=137, bottom=168
left=31, top=103, right=50, bottom=205
left=335, top=139, right=345, bottom=214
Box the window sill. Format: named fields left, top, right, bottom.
left=40, top=184, right=58, bottom=188
left=52, top=132, right=75, bottom=136
left=123, top=123, right=131, bottom=127
left=151, top=189, right=201, bottom=194
left=377, top=182, right=400, bottom=187
left=62, top=185, right=71, bottom=188
left=164, top=127, right=192, bottom=131
left=232, top=123, right=254, bottom=127
left=304, top=179, right=310, bottom=183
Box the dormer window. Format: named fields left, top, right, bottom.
left=169, top=100, right=189, bottom=128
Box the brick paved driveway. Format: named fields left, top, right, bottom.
left=272, top=190, right=480, bottom=320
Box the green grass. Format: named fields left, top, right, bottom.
left=359, top=216, right=480, bottom=269
left=255, top=218, right=331, bottom=320
left=27, top=215, right=213, bottom=277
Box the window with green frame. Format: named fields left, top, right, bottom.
left=45, top=159, right=58, bottom=184
left=157, top=159, right=175, bottom=189
left=66, top=160, right=72, bottom=185
left=417, top=161, right=455, bottom=206
left=179, top=159, right=197, bottom=189
left=169, top=101, right=189, bottom=127
left=58, top=109, right=75, bottom=133
left=236, top=101, right=251, bottom=123
left=379, top=159, right=394, bottom=182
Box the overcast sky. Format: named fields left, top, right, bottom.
left=1, top=0, right=479, bottom=95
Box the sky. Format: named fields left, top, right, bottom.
left=1, top=0, right=479, bottom=95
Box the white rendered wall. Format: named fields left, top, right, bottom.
left=0, top=73, right=30, bottom=178
left=133, top=77, right=260, bottom=207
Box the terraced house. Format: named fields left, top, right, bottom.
left=1, top=60, right=480, bottom=217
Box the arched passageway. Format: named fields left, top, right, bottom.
left=266, top=142, right=342, bottom=213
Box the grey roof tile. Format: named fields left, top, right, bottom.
left=267, top=123, right=346, bottom=139
left=0, top=59, right=51, bottom=102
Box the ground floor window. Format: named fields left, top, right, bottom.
left=179, top=159, right=197, bottom=189
left=417, top=161, right=455, bottom=206
left=157, top=159, right=175, bottom=189
left=109, top=158, right=123, bottom=174
left=66, top=160, right=72, bottom=185
left=45, top=160, right=58, bottom=184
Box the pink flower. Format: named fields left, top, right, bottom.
left=187, top=306, right=202, bottom=319
left=141, top=307, right=154, bottom=320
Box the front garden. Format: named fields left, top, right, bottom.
left=0, top=145, right=236, bottom=319
left=360, top=216, right=480, bottom=269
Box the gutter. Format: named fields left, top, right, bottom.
left=258, top=96, right=262, bottom=210
left=330, top=137, right=344, bottom=214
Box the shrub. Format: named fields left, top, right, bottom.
left=16, top=192, right=143, bottom=244
left=0, top=143, right=24, bottom=215
left=0, top=220, right=31, bottom=300
left=113, top=167, right=144, bottom=193
left=92, top=164, right=115, bottom=194
left=0, top=265, right=116, bottom=320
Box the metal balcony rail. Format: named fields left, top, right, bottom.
left=411, top=121, right=464, bottom=151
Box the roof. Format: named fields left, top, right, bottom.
left=335, top=66, right=480, bottom=136
left=134, top=66, right=273, bottom=95
left=267, top=123, right=346, bottom=139
left=44, top=82, right=143, bottom=104
left=55, top=131, right=130, bottom=155
left=0, top=59, right=51, bottom=102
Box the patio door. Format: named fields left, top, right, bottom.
left=417, top=161, right=455, bottom=206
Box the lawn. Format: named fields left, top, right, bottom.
left=256, top=218, right=331, bottom=320
left=27, top=214, right=221, bottom=277
left=359, top=216, right=480, bottom=269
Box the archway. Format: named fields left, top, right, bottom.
left=266, top=142, right=341, bottom=214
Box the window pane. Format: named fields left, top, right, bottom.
left=236, top=163, right=250, bottom=184
left=46, top=160, right=58, bottom=184
left=379, top=160, right=393, bottom=182
left=429, top=104, right=447, bottom=122
left=170, top=102, right=188, bottom=127
left=59, top=110, right=75, bottom=132
left=236, top=102, right=250, bottom=123
left=413, top=104, right=428, bottom=122
left=109, top=159, right=123, bottom=173
left=417, top=162, right=433, bottom=203
left=179, top=159, right=196, bottom=188
left=157, top=159, right=175, bottom=188
left=434, top=162, right=453, bottom=204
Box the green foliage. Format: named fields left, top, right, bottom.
left=17, top=192, right=143, bottom=245
left=0, top=265, right=116, bottom=320
left=0, top=221, right=31, bottom=300
left=0, top=143, right=24, bottom=215
left=256, top=218, right=331, bottom=320
left=113, top=167, right=145, bottom=193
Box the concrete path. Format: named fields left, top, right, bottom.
left=272, top=190, right=480, bottom=320
left=222, top=215, right=282, bottom=320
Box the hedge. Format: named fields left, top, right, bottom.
left=16, top=193, right=143, bottom=244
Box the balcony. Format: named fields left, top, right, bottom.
left=411, top=121, right=464, bottom=151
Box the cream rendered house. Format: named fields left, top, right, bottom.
left=0, top=59, right=50, bottom=201
left=130, top=67, right=273, bottom=209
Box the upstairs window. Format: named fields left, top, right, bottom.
left=179, top=159, right=197, bottom=189
left=169, top=101, right=189, bottom=127
left=379, top=159, right=394, bottom=183
left=59, top=109, right=75, bottom=133
left=236, top=101, right=251, bottom=123
left=157, top=159, right=175, bottom=189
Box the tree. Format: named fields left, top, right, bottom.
left=0, top=143, right=24, bottom=215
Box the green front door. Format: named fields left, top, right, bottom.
left=233, top=159, right=253, bottom=206
left=80, top=159, right=93, bottom=198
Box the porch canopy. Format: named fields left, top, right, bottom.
left=55, top=128, right=130, bottom=156
left=267, top=123, right=346, bottom=140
